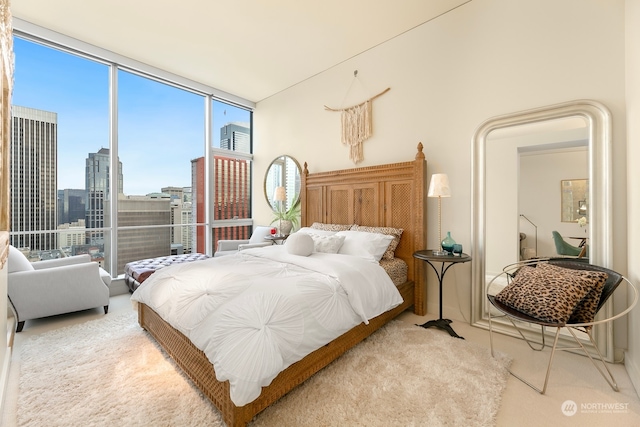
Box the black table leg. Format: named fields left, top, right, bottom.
left=418, top=259, right=465, bottom=339
left=417, top=318, right=464, bottom=339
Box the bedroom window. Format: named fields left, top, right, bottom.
left=211, top=100, right=253, bottom=251
left=10, top=27, right=254, bottom=277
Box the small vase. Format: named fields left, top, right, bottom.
left=441, top=231, right=456, bottom=254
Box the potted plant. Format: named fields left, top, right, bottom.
left=271, top=199, right=300, bottom=235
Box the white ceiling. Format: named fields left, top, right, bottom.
left=11, top=0, right=470, bottom=103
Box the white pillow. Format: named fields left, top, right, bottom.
left=336, top=230, right=395, bottom=262
left=309, top=233, right=346, bottom=254
left=296, top=227, right=337, bottom=237
left=285, top=233, right=314, bottom=256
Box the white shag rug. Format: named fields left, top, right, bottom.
left=18, top=311, right=511, bottom=427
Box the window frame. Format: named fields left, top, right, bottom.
left=12, top=18, right=255, bottom=276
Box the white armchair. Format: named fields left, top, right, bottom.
left=214, top=226, right=273, bottom=257
left=7, top=246, right=112, bottom=332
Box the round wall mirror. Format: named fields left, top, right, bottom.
left=264, top=155, right=302, bottom=212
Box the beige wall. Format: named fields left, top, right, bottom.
left=625, top=0, right=640, bottom=394
left=253, top=0, right=633, bottom=384
left=253, top=0, right=627, bottom=315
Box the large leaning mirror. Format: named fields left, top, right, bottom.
left=264, top=155, right=302, bottom=212
left=471, top=100, right=613, bottom=359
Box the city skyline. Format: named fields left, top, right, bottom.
left=12, top=36, right=251, bottom=196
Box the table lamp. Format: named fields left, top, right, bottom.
left=427, top=173, right=451, bottom=255
left=273, top=186, right=286, bottom=236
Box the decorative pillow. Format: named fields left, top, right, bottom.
left=308, top=233, right=346, bottom=254
left=310, top=222, right=353, bottom=232
left=494, top=262, right=607, bottom=325
left=285, top=233, right=314, bottom=256
left=350, top=225, right=403, bottom=260
left=335, top=230, right=394, bottom=262
left=297, top=227, right=337, bottom=237
left=539, top=263, right=606, bottom=326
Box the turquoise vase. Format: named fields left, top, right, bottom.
left=441, top=231, right=456, bottom=254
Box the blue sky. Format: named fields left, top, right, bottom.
left=12, top=37, right=250, bottom=195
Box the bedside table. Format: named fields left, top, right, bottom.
left=264, top=234, right=289, bottom=245
left=413, top=249, right=472, bottom=339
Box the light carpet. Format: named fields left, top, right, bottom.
left=17, top=311, right=511, bottom=427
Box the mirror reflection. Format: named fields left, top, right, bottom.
left=471, top=100, right=613, bottom=355
left=561, top=179, right=589, bottom=222
left=264, top=155, right=301, bottom=212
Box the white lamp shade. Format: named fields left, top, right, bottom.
left=427, top=174, right=451, bottom=197
left=273, top=186, right=287, bottom=202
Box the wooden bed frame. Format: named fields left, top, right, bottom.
left=137, top=143, right=427, bottom=426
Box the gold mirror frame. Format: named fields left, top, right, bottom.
left=263, top=155, right=302, bottom=212
left=471, top=99, right=613, bottom=359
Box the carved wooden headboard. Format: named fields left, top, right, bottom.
left=300, top=143, right=427, bottom=315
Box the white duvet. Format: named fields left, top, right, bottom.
left=130, top=245, right=403, bottom=406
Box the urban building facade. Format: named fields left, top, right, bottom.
left=9, top=106, right=58, bottom=251
left=85, top=148, right=123, bottom=245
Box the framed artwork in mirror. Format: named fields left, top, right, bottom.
left=561, top=179, right=588, bottom=222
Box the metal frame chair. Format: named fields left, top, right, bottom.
left=487, top=258, right=638, bottom=394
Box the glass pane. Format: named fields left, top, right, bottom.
left=212, top=100, right=251, bottom=152
left=11, top=37, right=110, bottom=268
left=116, top=70, right=204, bottom=274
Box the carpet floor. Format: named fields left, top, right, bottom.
left=17, top=311, right=511, bottom=426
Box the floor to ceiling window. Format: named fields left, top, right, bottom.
left=11, top=36, right=110, bottom=266
left=115, top=70, right=205, bottom=274
left=211, top=100, right=253, bottom=251
left=10, top=29, right=254, bottom=277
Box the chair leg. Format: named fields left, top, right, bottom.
left=567, top=327, right=619, bottom=392
left=104, top=305, right=109, bottom=314
left=16, top=321, right=25, bottom=333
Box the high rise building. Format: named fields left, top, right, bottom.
left=193, top=154, right=252, bottom=254
left=85, top=148, right=122, bottom=245
left=9, top=106, right=58, bottom=251
left=220, top=122, right=250, bottom=152
left=58, top=188, right=86, bottom=225
left=191, top=157, right=206, bottom=254
left=104, top=195, right=171, bottom=274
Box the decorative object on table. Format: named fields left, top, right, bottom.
left=427, top=173, right=451, bottom=255
left=441, top=231, right=456, bottom=254
left=577, top=215, right=588, bottom=231
left=452, top=243, right=463, bottom=256
left=323, top=70, right=390, bottom=164
left=271, top=196, right=300, bottom=236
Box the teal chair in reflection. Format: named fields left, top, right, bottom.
left=552, top=231, right=587, bottom=257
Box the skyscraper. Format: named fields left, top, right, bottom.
left=220, top=122, right=250, bottom=152
left=58, top=188, right=86, bottom=225
left=10, top=106, right=57, bottom=250
left=85, top=148, right=122, bottom=245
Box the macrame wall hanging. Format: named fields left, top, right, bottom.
left=324, top=71, right=390, bottom=164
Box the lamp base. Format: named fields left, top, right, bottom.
left=432, top=249, right=449, bottom=256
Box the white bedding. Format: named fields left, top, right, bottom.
left=130, top=245, right=403, bottom=406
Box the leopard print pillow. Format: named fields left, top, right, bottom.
left=495, top=262, right=607, bottom=325
left=310, top=222, right=353, bottom=232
